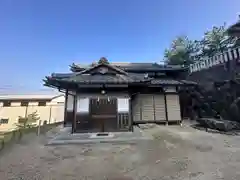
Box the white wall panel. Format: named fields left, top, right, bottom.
left=117, top=98, right=129, bottom=112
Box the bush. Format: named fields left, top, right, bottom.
left=16, top=111, right=40, bottom=139
left=180, top=80, right=240, bottom=123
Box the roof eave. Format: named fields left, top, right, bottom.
left=69, top=63, right=86, bottom=72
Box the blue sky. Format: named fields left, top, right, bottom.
left=0, top=0, right=239, bottom=93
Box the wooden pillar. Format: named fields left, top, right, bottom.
left=72, top=94, right=77, bottom=133
left=153, top=95, right=156, bottom=122
left=48, top=105, right=52, bottom=124
left=63, top=90, right=68, bottom=127
left=164, top=92, right=168, bottom=125
left=24, top=105, right=28, bottom=118
left=139, top=94, right=142, bottom=122
left=128, top=96, right=133, bottom=132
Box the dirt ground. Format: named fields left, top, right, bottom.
left=1, top=124, right=240, bottom=180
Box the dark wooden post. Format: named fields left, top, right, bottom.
left=153, top=95, right=156, bottom=122
left=24, top=105, right=28, bottom=118
left=128, top=96, right=133, bottom=132
left=48, top=105, right=52, bottom=124
left=139, top=94, right=142, bottom=122
left=63, top=90, right=68, bottom=127
left=72, top=94, right=77, bottom=133
left=164, top=92, right=168, bottom=125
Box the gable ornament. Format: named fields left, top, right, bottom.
left=98, top=57, right=109, bottom=64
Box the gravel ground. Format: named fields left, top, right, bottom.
left=1, top=124, right=240, bottom=180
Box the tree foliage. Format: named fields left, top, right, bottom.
left=16, top=111, right=40, bottom=139
left=164, top=24, right=238, bottom=65
left=98, top=57, right=109, bottom=64
left=17, top=111, right=39, bottom=129
left=201, top=24, right=233, bottom=56
left=180, top=79, right=240, bottom=124
left=164, top=36, right=194, bottom=66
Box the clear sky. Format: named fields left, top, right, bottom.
left=0, top=0, right=239, bottom=94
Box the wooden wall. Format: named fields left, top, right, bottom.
left=132, top=91, right=181, bottom=123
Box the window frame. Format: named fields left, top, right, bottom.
left=21, top=101, right=29, bottom=106
left=38, top=101, right=46, bottom=106
left=0, top=118, right=9, bottom=124
left=2, top=101, right=11, bottom=107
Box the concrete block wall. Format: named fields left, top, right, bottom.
left=0, top=95, right=65, bottom=132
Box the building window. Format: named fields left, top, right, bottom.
left=21, top=101, right=29, bottom=106
left=0, top=118, right=9, bottom=124
left=117, top=98, right=129, bottom=112
left=38, top=101, right=46, bottom=106
left=77, top=98, right=89, bottom=113
left=3, top=101, right=11, bottom=107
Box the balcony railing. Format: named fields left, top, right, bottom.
left=189, top=46, right=240, bottom=73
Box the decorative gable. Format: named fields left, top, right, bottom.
left=98, top=57, right=109, bottom=64
left=98, top=66, right=108, bottom=74
left=79, top=57, right=128, bottom=76
left=88, top=65, right=117, bottom=75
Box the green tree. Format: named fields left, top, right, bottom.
left=16, top=111, right=40, bottom=139
left=164, top=24, right=239, bottom=66
left=200, top=23, right=237, bottom=57
left=164, top=36, right=196, bottom=66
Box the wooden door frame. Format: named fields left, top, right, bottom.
left=90, top=98, right=118, bottom=132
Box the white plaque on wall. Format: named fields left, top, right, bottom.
left=67, top=94, right=74, bottom=111
left=77, top=97, right=89, bottom=113
left=117, top=98, right=129, bottom=112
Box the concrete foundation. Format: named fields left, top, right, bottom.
left=47, top=126, right=153, bottom=145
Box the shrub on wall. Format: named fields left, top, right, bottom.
left=16, top=111, right=40, bottom=139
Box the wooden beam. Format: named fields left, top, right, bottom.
left=139, top=94, right=143, bottom=122
left=78, top=84, right=103, bottom=88
left=105, top=84, right=128, bottom=88
left=128, top=97, right=133, bottom=131
left=164, top=93, right=169, bottom=125
left=72, top=94, right=77, bottom=133
left=153, top=95, right=156, bottom=122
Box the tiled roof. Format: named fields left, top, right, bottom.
left=71, top=62, right=186, bottom=72
left=47, top=73, right=197, bottom=86
left=45, top=62, right=193, bottom=87
left=51, top=73, right=75, bottom=79
left=59, top=73, right=150, bottom=84
left=73, top=62, right=158, bottom=68
left=0, top=94, right=63, bottom=100
left=228, top=20, right=240, bottom=34
left=150, top=79, right=197, bottom=86
left=180, top=80, right=198, bottom=85
left=229, top=21, right=240, bottom=28
left=50, top=62, right=152, bottom=84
